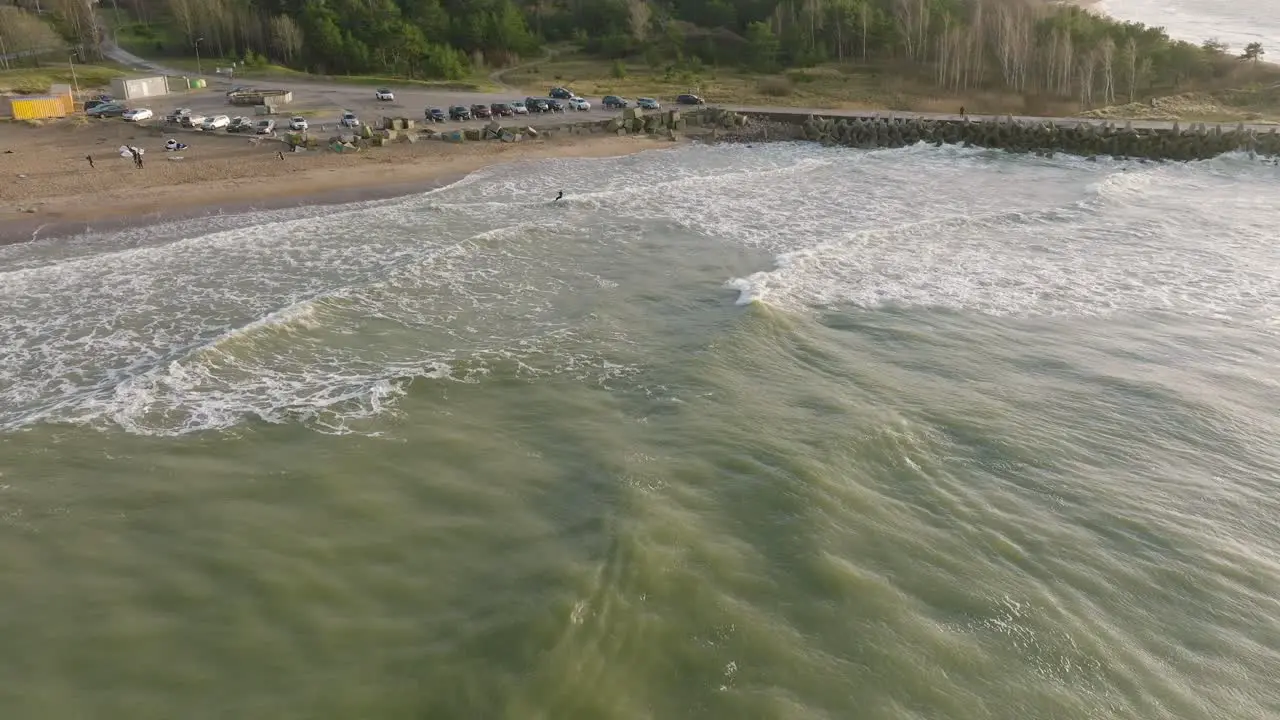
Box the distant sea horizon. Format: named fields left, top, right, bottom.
left=1095, top=0, right=1279, bottom=54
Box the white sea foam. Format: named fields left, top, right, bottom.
left=3, top=144, right=1278, bottom=435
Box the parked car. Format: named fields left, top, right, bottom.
left=180, top=113, right=207, bottom=127
left=375, top=88, right=395, bottom=101
left=602, top=95, right=628, bottom=109
left=637, top=97, right=660, bottom=110
left=289, top=116, right=309, bottom=131
left=201, top=114, right=231, bottom=130
left=339, top=111, right=361, bottom=127
left=545, top=98, right=565, bottom=112
left=677, top=93, right=706, bottom=105
left=86, top=103, right=126, bottom=118
left=165, top=108, right=192, bottom=124
left=449, top=105, right=472, bottom=121
left=511, top=100, right=529, bottom=115
left=490, top=102, right=513, bottom=117
left=255, top=119, right=277, bottom=134
left=471, top=103, right=492, bottom=119
left=426, top=107, right=447, bottom=122
left=227, top=116, right=254, bottom=132
left=524, top=97, right=549, bottom=113
left=122, top=107, right=153, bottom=122
left=549, top=87, right=574, bottom=99
left=83, top=99, right=107, bottom=111
left=568, top=96, right=591, bottom=111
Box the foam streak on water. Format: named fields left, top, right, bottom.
left=2, top=144, right=1279, bottom=436
left=2, top=142, right=1280, bottom=719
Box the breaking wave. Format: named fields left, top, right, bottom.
left=3, top=143, right=1277, bottom=435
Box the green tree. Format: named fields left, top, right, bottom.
left=745, top=20, right=779, bottom=71
left=1241, top=41, right=1265, bottom=64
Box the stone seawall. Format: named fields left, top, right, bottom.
left=221, top=106, right=1279, bottom=162
left=699, top=108, right=1280, bottom=161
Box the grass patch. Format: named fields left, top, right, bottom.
left=501, top=53, right=1087, bottom=114
left=153, top=55, right=498, bottom=91
left=500, top=54, right=922, bottom=109
left=112, top=21, right=184, bottom=58
left=0, top=64, right=125, bottom=93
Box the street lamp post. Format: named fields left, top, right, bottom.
left=194, top=37, right=204, bottom=76
left=69, top=54, right=80, bottom=99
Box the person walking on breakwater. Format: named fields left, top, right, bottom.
left=554, top=190, right=564, bottom=202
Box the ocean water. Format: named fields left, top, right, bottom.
left=1096, top=0, right=1280, bottom=52
left=2, top=142, right=1279, bottom=719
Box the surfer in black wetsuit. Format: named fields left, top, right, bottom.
left=554, top=190, right=563, bottom=202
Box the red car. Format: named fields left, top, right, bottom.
left=490, top=102, right=514, bottom=117
left=471, top=104, right=492, bottom=119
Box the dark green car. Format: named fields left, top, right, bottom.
left=86, top=103, right=126, bottom=118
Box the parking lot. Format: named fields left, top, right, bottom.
left=127, top=78, right=663, bottom=133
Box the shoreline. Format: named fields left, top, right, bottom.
left=0, top=129, right=680, bottom=246
left=0, top=173, right=474, bottom=246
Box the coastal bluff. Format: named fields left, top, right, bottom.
left=700, top=107, right=1280, bottom=161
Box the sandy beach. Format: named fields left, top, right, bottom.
left=0, top=120, right=675, bottom=243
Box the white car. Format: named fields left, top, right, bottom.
left=374, top=88, right=394, bottom=101
left=511, top=101, right=529, bottom=115
left=122, top=107, right=153, bottom=122
left=181, top=113, right=206, bottom=128
left=568, top=97, right=591, bottom=111
left=340, top=111, right=361, bottom=127
left=289, top=116, right=309, bottom=131
left=201, top=114, right=230, bottom=131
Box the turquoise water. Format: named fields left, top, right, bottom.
left=2, top=144, right=1278, bottom=718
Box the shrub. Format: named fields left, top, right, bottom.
left=757, top=77, right=793, bottom=97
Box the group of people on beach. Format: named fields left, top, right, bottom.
left=85, top=147, right=145, bottom=170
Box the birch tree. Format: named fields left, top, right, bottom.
left=1099, top=35, right=1116, bottom=104
left=1121, top=35, right=1141, bottom=101
left=628, top=0, right=651, bottom=42
left=269, top=14, right=303, bottom=64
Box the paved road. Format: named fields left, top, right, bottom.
left=106, top=44, right=1277, bottom=134
left=102, top=41, right=633, bottom=129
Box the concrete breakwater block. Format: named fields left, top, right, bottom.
left=715, top=112, right=1278, bottom=161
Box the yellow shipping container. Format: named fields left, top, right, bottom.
left=49, top=84, right=75, bottom=113
left=10, top=96, right=69, bottom=120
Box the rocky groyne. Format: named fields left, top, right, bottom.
left=249, top=105, right=1280, bottom=162
left=698, top=107, right=1280, bottom=161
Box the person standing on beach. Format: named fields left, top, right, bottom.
left=86, top=155, right=95, bottom=169
left=129, top=148, right=140, bottom=169
left=136, top=149, right=144, bottom=169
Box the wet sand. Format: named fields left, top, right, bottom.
left=0, top=120, right=675, bottom=244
